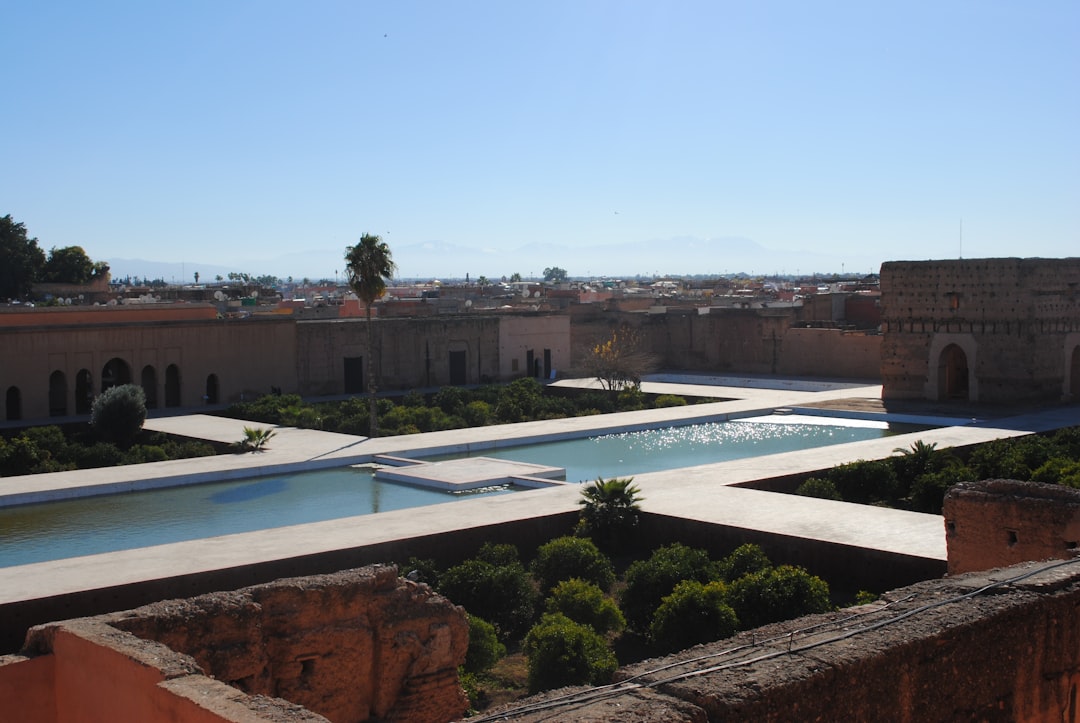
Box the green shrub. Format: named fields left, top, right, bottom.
left=125, top=445, right=168, bottom=464
left=829, top=459, right=898, bottom=505
left=726, top=564, right=831, bottom=629
left=464, top=615, right=506, bottom=674
left=647, top=580, right=738, bottom=653
left=615, top=387, right=646, bottom=411
left=969, top=435, right=1055, bottom=481
left=910, top=461, right=972, bottom=514
left=653, top=394, right=687, bottom=408
left=476, top=542, right=522, bottom=567
left=523, top=613, right=617, bottom=693
left=402, top=390, right=426, bottom=408
left=0, top=436, right=45, bottom=475
left=90, top=384, right=147, bottom=445
left=721, top=543, right=772, bottom=582
left=530, top=536, right=615, bottom=593
left=462, top=400, right=494, bottom=427
left=74, top=441, right=125, bottom=469
left=434, top=386, right=467, bottom=416
left=438, top=551, right=537, bottom=641
left=544, top=579, right=625, bottom=634
left=795, top=477, right=842, bottom=501
left=620, top=543, right=721, bottom=633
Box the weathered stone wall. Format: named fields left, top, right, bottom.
left=944, top=479, right=1080, bottom=576
left=296, top=315, right=510, bottom=396
left=11, top=565, right=468, bottom=723
left=568, top=307, right=880, bottom=379
left=0, top=313, right=298, bottom=419
left=108, top=565, right=468, bottom=723
left=881, top=258, right=1080, bottom=403
left=497, top=559, right=1080, bottom=722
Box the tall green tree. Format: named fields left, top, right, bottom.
left=345, top=233, right=396, bottom=435
left=543, top=266, right=568, bottom=282
left=42, top=245, right=108, bottom=284
left=0, top=214, right=46, bottom=299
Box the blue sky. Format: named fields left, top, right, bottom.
left=3, top=1, right=1077, bottom=280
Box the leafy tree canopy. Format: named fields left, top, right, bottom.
left=42, top=245, right=108, bottom=284
left=543, top=266, right=568, bottom=282
left=0, top=214, right=46, bottom=299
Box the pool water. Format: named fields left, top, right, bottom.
left=462, top=417, right=919, bottom=482
left=0, top=466, right=514, bottom=568
left=0, top=415, right=927, bottom=568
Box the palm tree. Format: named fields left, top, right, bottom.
left=345, top=234, right=396, bottom=436
left=577, top=477, right=644, bottom=551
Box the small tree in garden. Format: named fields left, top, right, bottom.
left=620, top=543, right=721, bottom=632
left=583, top=324, right=655, bottom=395
left=647, top=579, right=738, bottom=653
left=726, top=564, right=832, bottom=629
left=463, top=615, right=506, bottom=674
left=90, top=384, right=147, bottom=445
left=530, top=536, right=616, bottom=593
left=544, top=578, right=625, bottom=635
left=523, top=613, right=617, bottom=693
left=576, top=476, right=643, bottom=551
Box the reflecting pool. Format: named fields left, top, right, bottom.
left=0, top=415, right=930, bottom=568
left=0, top=466, right=513, bottom=568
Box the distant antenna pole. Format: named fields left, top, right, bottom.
left=959, top=219, right=963, bottom=259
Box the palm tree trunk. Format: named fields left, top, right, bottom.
left=366, top=303, right=378, bottom=436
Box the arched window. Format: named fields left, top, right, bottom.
left=101, top=357, right=132, bottom=392
left=141, top=365, right=158, bottom=409
left=5, top=386, right=21, bottom=421
left=75, top=369, right=93, bottom=415
left=939, top=344, right=970, bottom=401
left=165, top=364, right=181, bottom=408
left=205, top=374, right=219, bottom=405
left=49, top=370, right=68, bottom=417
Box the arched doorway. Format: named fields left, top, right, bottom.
left=75, top=369, right=93, bottom=415
left=5, top=386, right=21, bottom=421
left=101, top=357, right=132, bottom=392
left=49, top=371, right=68, bottom=417
left=939, top=344, right=970, bottom=401
left=141, top=365, right=158, bottom=409
left=165, top=364, right=181, bottom=407
left=205, top=374, right=219, bottom=405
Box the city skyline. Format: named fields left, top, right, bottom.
left=4, top=2, right=1077, bottom=279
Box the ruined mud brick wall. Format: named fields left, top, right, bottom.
left=296, top=315, right=502, bottom=395
left=570, top=307, right=872, bottom=377
left=495, top=560, right=1080, bottom=722
left=9, top=565, right=468, bottom=723
left=944, top=478, right=1080, bottom=576
left=880, top=258, right=1080, bottom=402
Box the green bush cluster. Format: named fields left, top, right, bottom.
left=414, top=536, right=833, bottom=694
left=220, top=380, right=690, bottom=437
left=794, top=428, right=1080, bottom=514
left=0, top=424, right=216, bottom=476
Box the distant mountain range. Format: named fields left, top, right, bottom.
left=107, top=236, right=879, bottom=283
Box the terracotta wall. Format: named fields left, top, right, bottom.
left=4, top=565, right=466, bottom=723
left=568, top=307, right=879, bottom=379
left=0, top=315, right=297, bottom=419
left=944, top=479, right=1080, bottom=575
